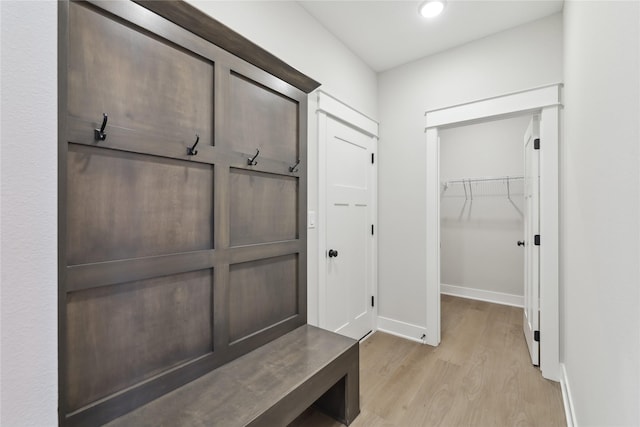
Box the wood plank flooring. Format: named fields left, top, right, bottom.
left=290, top=295, right=566, bottom=427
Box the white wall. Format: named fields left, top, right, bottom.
left=186, top=1, right=378, bottom=327
left=0, top=1, right=376, bottom=424
left=440, top=116, right=528, bottom=299
left=0, top=1, right=58, bottom=425
left=377, top=14, right=562, bottom=339
left=562, top=2, right=640, bottom=425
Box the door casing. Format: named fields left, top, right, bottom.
left=316, top=91, right=379, bottom=337
left=424, top=83, right=562, bottom=381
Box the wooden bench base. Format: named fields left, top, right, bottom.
left=106, top=325, right=360, bottom=426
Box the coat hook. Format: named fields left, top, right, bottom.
left=289, top=159, right=300, bottom=173
left=248, top=148, right=260, bottom=166
left=187, top=134, right=200, bottom=156
left=94, top=113, right=108, bottom=141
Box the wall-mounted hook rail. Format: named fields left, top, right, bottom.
left=94, top=113, right=108, bottom=141
left=289, top=159, right=300, bottom=173
left=248, top=149, right=260, bottom=166
left=187, top=134, right=200, bottom=156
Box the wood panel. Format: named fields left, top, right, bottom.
left=67, top=144, right=213, bottom=265
left=68, top=1, right=214, bottom=145
left=229, top=72, right=299, bottom=163
left=66, top=269, right=213, bottom=412
left=230, top=169, right=297, bottom=246
left=133, top=0, right=321, bottom=94
left=229, top=255, right=298, bottom=342
left=60, top=1, right=311, bottom=424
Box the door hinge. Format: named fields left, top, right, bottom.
left=371, top=224, right=374, bottom=235
left=371, top=153, right=375, bottom=164
left=534, top=138, right=540, bottom=150
left=371, top=296, right=375, bottom=307
left=534, top=234, right=540, bottom=246
left=534, top=330, right=540, bottom=342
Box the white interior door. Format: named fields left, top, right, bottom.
left=324, top=116, right=374, bottom=340
left=523, top=116, right=540, bottom=366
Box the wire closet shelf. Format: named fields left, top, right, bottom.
left=441, top=175, right=524, bottom=200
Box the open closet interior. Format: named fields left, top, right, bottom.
left=439, top=115, right=531, bottom=303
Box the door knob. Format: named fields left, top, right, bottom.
left=328, top=249, right=339, bottom=258
left=517, top=241, right=525, bottom=247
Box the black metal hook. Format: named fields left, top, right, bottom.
left=289, top=159, right=300, bottom=173
left=94, top=113, right=108, bottom=141
left=248, top=149, right=260, bottom=166
left=187, top=134, right=200, bottom=156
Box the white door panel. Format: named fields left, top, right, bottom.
left=523, top=116, right=540, bottom=366
left=324, top=117, right=374, bottom=340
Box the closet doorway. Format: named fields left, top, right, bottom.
left=439, top=114, right=540, bottom=366
left=424, top=84, right=561, bottom=381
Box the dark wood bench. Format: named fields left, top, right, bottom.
left=105, top=325, right=360, bottom=426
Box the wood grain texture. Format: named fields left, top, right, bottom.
left=66, top=269, right=213, bottom=411
left=230, top=169, right=298, bottom=246
left=132, top=0, right=321, bottom=94
left=105, top=325, right=358, bottom=427
left=290, top=295, right=566, bottom=427
left=229, top=72, right=299, bottom=164
left=229, top=255, right=298, bottom=343
left=67, top=144, right=214, bottom=265
left=60, top=1, right=309, bottom=423
left=68, top=1, right=214, bottom=145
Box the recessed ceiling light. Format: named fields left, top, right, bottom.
left=419, top=0, right=445, bottom=18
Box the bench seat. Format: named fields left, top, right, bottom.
left=106, top=325, right=360, bottom=426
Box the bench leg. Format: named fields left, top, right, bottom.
left=315, top=346, right=360, bottom=425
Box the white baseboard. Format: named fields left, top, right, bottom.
left=440, top=283, right=524, bottom=308
left=560, top=363, right=577, bottom=427
left=376, top=316, right=430, bottom=345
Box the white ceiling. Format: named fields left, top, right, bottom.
left=298, top=1, right=564, bottom=72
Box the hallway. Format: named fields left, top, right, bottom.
left=292, top=295, right=565, bottom=426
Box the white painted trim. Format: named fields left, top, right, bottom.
left=424, top=84, right=562, bottom=382
left=317, top=111, right=328, bottom=328
left=425, top=84, right=562, bottom=129
left=440, top=284, right=524, bottom=308
left=317, top=90, right=379, bottom=137
left=425, top=128, right=440, bottom=347
left=377, top=316, right=428, bottom=344
left=560, top=363, right=577, bottom=427
left=539, top=106, right=560, bottom=381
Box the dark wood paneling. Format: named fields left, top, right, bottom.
left=132, top=0, right=321, bottom=94
left=229, top=72, right=299, bottom=163
left=68, top=1, right=214, bottom=145
left=60, top=1, right=312, bottom=424
left=58, top=2, right=71, bottom=422
left=229, top=169, right=297, bottom=246
left=66, top=269, right=213, bottom=412
left=229, top=255, right=298, bottom=343
left=228, top=240, right=301, bottom=265
left=66, top=250, right=215, bottom=292
left=67, top=144, right=213, bottom=265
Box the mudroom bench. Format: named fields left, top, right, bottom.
left=106, top=325, right=360, bottom=426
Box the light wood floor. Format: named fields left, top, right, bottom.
left=290, top=295, right=566, bottom=427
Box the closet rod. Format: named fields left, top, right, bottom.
left=444, top=175, right=524, bottom=185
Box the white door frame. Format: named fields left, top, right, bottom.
left=317, top=90, right=379, bottom=333
left=425, top=83, right=562, bottom=381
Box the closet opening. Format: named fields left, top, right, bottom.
left=439, top=114, right=536, bottom=365
left=424, top=83, right=562, bottom=381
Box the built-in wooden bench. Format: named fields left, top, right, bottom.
left=105, top=325, right=360, bottom=426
